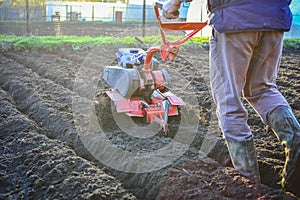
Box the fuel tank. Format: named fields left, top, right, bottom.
left=103, top=66, right=171, bottom=99
left=103, top=66, right=140, bottom=98
left=103, top=48, right=170, bottom=99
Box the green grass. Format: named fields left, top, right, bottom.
left=0, top=34, right=210, bottom=51
left=0, top=35, right=136, bottom=51
left=0, top=35, right=298, bottom=51
left=283, top=38, right=300, bottom=50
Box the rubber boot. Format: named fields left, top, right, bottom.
left=226, top=136, right=261, bottom=183
left=268, top=106, right=300, bottom=197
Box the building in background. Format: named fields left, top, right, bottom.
left=45, top=1, right=161, bottom=22
left=0, top=0, right=299, bottom=37
left=45, top=0, right=190, bottom=22
left=186, top=0, right=210, bottom=36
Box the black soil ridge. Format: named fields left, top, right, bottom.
left=0, top=48, right=299, bottom=199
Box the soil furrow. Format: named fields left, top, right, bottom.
left=0, top=87, right=136, bottom=200
left=1, top=47, right=299, bottom=199
left=3, top=51, right=78, bottom=92
left=0, top=54, right=85, bottom=152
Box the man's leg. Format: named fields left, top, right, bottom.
left=242, top=31, right=290, bottom=123
left=268, top=107, right=300, bottom=196
left=210, top=30, right=260, bottom=182
left=242, top=31, right=300, bottom=196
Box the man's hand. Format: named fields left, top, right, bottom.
left=162, top=0, right=182, bottom=19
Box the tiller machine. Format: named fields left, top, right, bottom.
left=103, top=2, right=207, bottom=134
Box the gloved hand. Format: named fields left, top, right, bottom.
left=162, top=0, right=182, bottom=19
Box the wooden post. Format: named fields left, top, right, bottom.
left=25, top=0, right=30, bottom=35
left=92, top=5, right=94, bottom=21
left=142, top=0, right=146, bottom=37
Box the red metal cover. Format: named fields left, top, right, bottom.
left=167, top=96, right=185, bottom=106
left=164, top=91, right=186, bottom=106
left=106, top=91, right=144, bottom=116
left=160, top=22, right=207, bottom=31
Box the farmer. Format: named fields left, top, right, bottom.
left=163, top=0, right=300, bottom=196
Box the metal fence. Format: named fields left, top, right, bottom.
left=0, top=5, right=299, bottom=38
left=0, top=5, right=160, bottom=36
left=0, top=6, right=43, bottom=21
left=0, top=6, right=154, bottom=36
left=0, top=6, right=42, bottom=35
left=45, top=4, right=157, bottom=22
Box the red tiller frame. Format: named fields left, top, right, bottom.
left=143, top=3, right=207, bottom=86
left=144, top=3, right=207, bottom=70
left=142, top=4, right=207, bottom=133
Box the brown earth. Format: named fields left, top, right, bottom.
left=0, top=37, right=300, bottom=200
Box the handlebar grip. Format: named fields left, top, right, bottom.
left=155, top=1, right=179, bottom=17
left=172, top=10, right=179, bottom=17
left=155, top=1, right=163, bottom=8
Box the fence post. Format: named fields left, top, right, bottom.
left=113, top=6, right=115, bottom=22
left=92, top=5, right=94, bottom=21
left=66, top=5, right=68, bottom=21
left=142, top=0, right=146, bottom=37
left=25, top=0, right=30, bottom=35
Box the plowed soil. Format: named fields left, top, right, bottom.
left=0, top=40, right=299, bottom=200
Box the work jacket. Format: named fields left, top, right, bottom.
left=207, top=0, right=293, bottom=33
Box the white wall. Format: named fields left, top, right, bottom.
left=186, top=0, right=211, bottom=36
left=46, top=1, right=157, bottom=22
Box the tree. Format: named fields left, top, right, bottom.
left=10, top=0, right=44, bottom=6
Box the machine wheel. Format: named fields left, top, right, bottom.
left=95, top=92, right=119, bottom=131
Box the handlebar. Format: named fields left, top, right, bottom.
left=155, top=1, right=179, bottom=17
left=143, top=2, right=207, bottom=71
left=155, top=1, right=163, bottom=8
left=154, top=2, right=207, bottom=45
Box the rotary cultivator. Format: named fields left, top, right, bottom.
left=103, top=2, right=207, bottom=135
